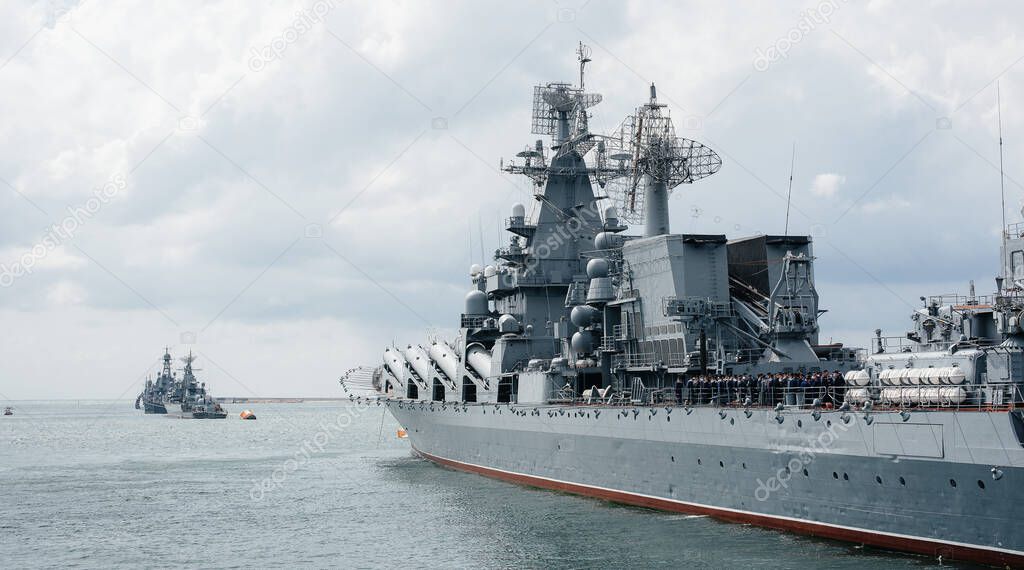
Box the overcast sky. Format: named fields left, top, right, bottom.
left=1, top=0, right=1022, bottom=399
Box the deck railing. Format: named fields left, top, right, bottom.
left=537, top=383, right=1024, bottom=412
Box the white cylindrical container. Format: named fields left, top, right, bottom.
left=428, top=342, right=459, bottom=381
left=465, top=344, right=491, bottom=379
left=383, top=347, right=406, bottom=383
left=403, top=345, right=432, bottom=382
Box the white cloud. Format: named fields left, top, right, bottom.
left=0, top=1, right=1021, bottom=398
left=810, top=173, right=846, bottom=197
left=46, top=280, right=86, bottom=306
left=861, top=196, right=911, bottom=213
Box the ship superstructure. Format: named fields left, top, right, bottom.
left=134, top=349, right=226, bottom=419
left=370, top=45, right=1024, bottom=567
left=176, top=353, right=227, bottom=419
left=134, top=348, right=178, bottom=414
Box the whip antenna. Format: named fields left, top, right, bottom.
left=999, top=82, right=1007, bottom=282
left=785, top=142, right=795, bottom=235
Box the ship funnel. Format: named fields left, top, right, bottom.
left=643, top=177, right=670, bottom=237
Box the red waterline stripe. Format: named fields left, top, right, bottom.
left=413, top=446, right=1024, bottom=568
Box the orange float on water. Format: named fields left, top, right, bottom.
left=240, top=409, right=257, bottom=420
left=396, top=429, right=408, bottom=439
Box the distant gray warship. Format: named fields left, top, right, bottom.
left=134, top=348, right=178, bottom=414
left=175, top=353, right=227, bottom=419
left=134, top=349, right=226, bottom=419
left=370, top=45, right=1024, bottom=566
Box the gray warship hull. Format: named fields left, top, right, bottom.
left=369, top=46, right=1024, bottom=567
left=390, top=402, right=1024, bottom=566
left=175, top=409, right=227, bottom=419
left=142, top=399, right=167, bottom=414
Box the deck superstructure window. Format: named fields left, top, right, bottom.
left=1013, top=251, right=1024, bottom=279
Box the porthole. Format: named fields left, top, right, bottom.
left=843, top=473, right=849, bottom=481
left=833, top=471, right=839, bottom=479
left=719, top=460, right=725, bottom=468
left=950, top=479, right=957, bottom=488
left=670, top=456, right=675, bottom=463
left=797, top=420, right=803, bottom=428
left=977, top=480, right=986, bottom=490
left=826, top=420, right=832, bottom=427
left=899, top=476, right=906, bottom=486
left=730, top=418, right=735, bottom=425
left=742, top=462, right=747, bottom=470
left=697, top=458, right=702, bottom=466
left=803, top=468, right=809, bottom=477
left=875, top=475, right=882, bottom=485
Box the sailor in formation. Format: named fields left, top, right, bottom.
left=682, top=371, right=846, bottom=407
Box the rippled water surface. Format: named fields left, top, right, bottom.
left=0, top=401, right=957, bottom=568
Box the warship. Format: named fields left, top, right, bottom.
left=369, top=44, right=1024, bottom=566
left=175, top=353, right=227, bottom=419
left=134, top=348, right=178, bottom=414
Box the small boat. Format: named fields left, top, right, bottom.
left=3, top=407, right=12, bottom=416
left=240, top=409, right=257, bottom=420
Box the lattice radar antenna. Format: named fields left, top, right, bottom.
left=532, top=44, right=603, bottom=154
left=506, top=43, right=635, bottom=188
left=605, top=85, right=722, bottom=224
left=179, top=353, right=202, bottom=371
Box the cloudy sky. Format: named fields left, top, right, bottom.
left=1, top=0, right=1022, bottom=399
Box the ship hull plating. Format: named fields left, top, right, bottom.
left=389, top=403, right=1024, bottom=567
left=175, top=410, right=227, bottom=419
left=142, top=399, right=168, bottom=414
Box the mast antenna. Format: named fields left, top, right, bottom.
left=785, top=142, right=796, bottom=235
left=577, top=41, right=591, bottom=90
left=478, top=216, right=485, bottom=265
left=998, top=82, right=1007, bottom=281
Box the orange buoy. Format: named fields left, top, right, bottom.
left=240, top=409, right=257, bottom=420
left=396, top=428, right=408, bottom=439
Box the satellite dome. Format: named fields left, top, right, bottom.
left=571, top=331, right=594, bottom=354
left=586, top=258, right=609, bottom=278
left=484, top=265, right=496, bottom=277
left=511, top=203, right=526, bottom=218
left=470, top=263, right=483, bottom=276
left=464, top=290, right=488, bottom=315
left=570, top=305, right=598, bottom=328
left=604, top=206, right=618, bottom=221
left=594, top=232, right=620, bottom=250
left=498, top=314, right=520, bottom=333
